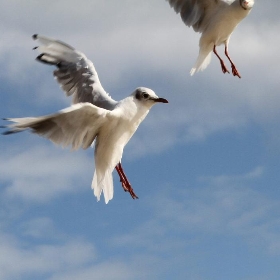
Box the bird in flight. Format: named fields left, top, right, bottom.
left=2, top=35, right=168, bottom=204
left=166, top=0, right=255, bottom=78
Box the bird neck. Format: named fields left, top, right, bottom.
left=118, top=96, right=151, bottom=125
left=230, top=0, right=251, bottom=20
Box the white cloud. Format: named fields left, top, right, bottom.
left=20, top=217, right=63, bottom=239
left=199, top=166, right=264, bottom=185
left=111, top=167, right=280, bottom=255
left=1, top=0, right=280, bottom=161
left=0, top=143, right=93, bottom=203
left=0, top=165, right=279, bottom=280
left=48, top=261, right=135, bottom=280
left=0, top=2, right=279, bottom=280
left=0, top=231, right=96, bottom=280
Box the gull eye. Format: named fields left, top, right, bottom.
left=143, top=93, right=149, bottom=99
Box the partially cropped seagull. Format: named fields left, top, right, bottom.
left=2, top=35, right=168, bottom=204
left=166, top=0, right=255, bottom=78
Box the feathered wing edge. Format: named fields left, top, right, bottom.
left=33, top=34, right=118, bottom=110
left=3, top=103, right=107, bottom=150
left=167, top=0, right=227, bottom=33
left=2, top=103, right=118, bottom=203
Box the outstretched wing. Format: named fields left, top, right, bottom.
left=167, top=0, right=231, bottom=32
left=33, top=34, right=118, bottom=110
left=3, top=103, right=108, bottom=150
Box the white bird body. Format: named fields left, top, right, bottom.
left=3, top=35, right=168, bottom=204
left=92, top=94, right=153, bottom=202
left=167, top=0, right=255, bottom=77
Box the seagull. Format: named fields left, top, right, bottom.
left=166, top=0, right=255, bottom=78
left=2, top=35, right=168, bottom=204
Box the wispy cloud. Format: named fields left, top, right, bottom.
left=111, top=167, right=280, bottom=256
left=1, top=1, right=280, bottom=161
left=0, top=2, right=280, bottom=279
left=19, top=217, right=63, bottom=239
left=0, top=231, right=96, bottom=280
left=0, top=143, right=93, bottom=203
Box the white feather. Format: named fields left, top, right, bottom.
left=4, top=88, right=166, bottom=203
left=190, top=48, right=212, bottom=75
left=4, top=36, right=168, bottom=204
left=167, top=0, right=255, bottom=75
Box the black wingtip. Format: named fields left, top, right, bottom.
left=1, top=119, right=16, bottom=135
left=1, top=129, right=22, bottom=135
left=36, top=54, right=56, bottom=65
left=32, top=34, right=38, bottom=40
left=2, top=130, right=12, bottom=135
left=36, top=54, right=60, bottom=66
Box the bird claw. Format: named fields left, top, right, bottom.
left=231, top=65, right=241, bottom=78
left=120, top=180, right=139, bottom=199
left=220, top=61, right=230, bottom=74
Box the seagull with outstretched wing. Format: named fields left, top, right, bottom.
left=2, top=35, right=168, bottom=204
left=166, top=0, right=254, bottom=78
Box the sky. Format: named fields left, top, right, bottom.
left=0, top=0, right=280, bottom=279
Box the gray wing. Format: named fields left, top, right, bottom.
left=33, top=34, right=118, bottom=110
left=3, top=103, right=108, bottom=150
left=167, top=0, right=231, bottom=32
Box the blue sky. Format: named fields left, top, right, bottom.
left=1, top=0, right=280, bottom=279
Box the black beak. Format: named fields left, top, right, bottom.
left=154, top=97, right=168, bottom=103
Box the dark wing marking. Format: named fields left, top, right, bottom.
left=3, top=103, right=109, bottom=150
left=167, top=0, right=229, bottom=32
left=33, top=34, right=118, bottom=110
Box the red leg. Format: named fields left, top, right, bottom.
left=115, top=162, right=139, bottom=199
left=224, top=46, right=241, bottom=78
left=213, top=45, right=230, bottom=74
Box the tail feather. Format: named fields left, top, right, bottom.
left=92, top=169, right=114, bottom=204
left=190, top=48, right=212, bottom=76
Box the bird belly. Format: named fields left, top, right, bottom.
left=202, top=20, right=236, bottom=47
left=94, top=101, right=148, bottom=182
left=202, top=5, right=243, bottom=47
left=94, top=119, right=136, bottom=172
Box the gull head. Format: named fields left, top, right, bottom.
left=240, top=0, right=254, bottom=10
left=133, top=87, right=168, bottom=108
